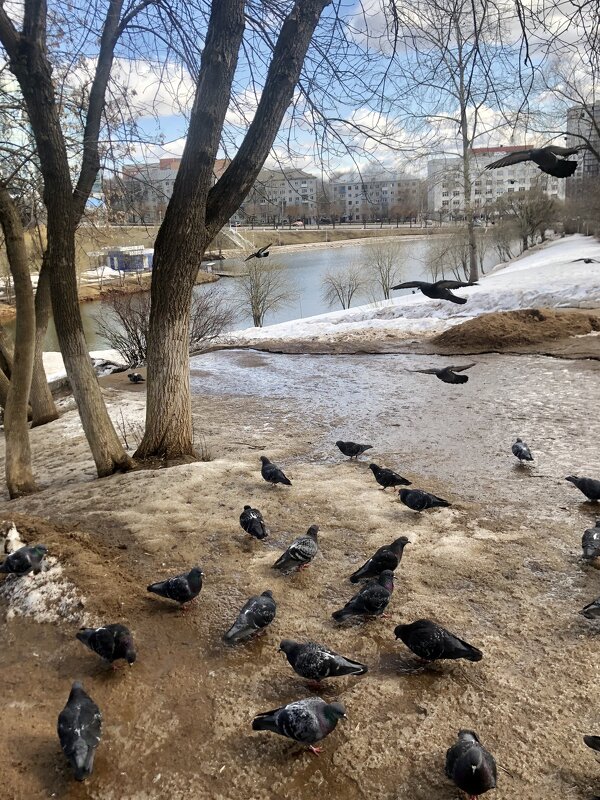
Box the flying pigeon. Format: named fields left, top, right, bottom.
left=280, top=640, right=367, bottom=683
left=582, top=521, right=600, bottom=560
left=394, top=619, right=483, bottom=662
left=245, top=242, right=273, bottom=262
left=332, top=570, right=394, bottom=622
left=260, top=456, right=292, bottom=486
left=272, top=526, right=319, bottom=574
left=445, top=730, right=497, bottom=798
left=349, top=536, right=410, bottom=583
left=0, top=544, right=47, bottom=577
left=580, top=596, right=600, bottom=619
left=566, top=475, right=600, bottom=501
left=391, top=279, right=478, bottom=304
left=336, top=440, right=373, bottom=459
left=411, top=364, right=475, bottom=384
left=57, top=682, right=102, bottom=781
left=223, top=591, right=276, bottom=644
left=369, top=463, right=411, bottom=490
left=512, top=438, right=534, bottom=462
left=76, top=624, right=136, bottom=667
left=252, top=697, right=346, bottom=755
left=572, top=258, right=599, bottom=264
left=484, top=145, right=583, bottom=177
left=147, top=566, right=204, bottom=610
left=399, top=488, right=450, bottom=511
left=240, top=505, right=268, bottom=540
left=127, top=372, right=144, bottom=383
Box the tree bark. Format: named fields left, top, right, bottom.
left=29, top=262, right=59, bottom=426
left=456, top=20, right=478, bottom=283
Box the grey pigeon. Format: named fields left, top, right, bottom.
left=245, top=242, right=272, bottom=262
left=57, top=682, right=102, bottom=781
left=0, top=544, right=47, bottom=577
left=394, top=619, right=483, bottom=662
left=566, top=475, right=600, bottom=501
left=445, top=730, right=497, bottom=798
left=411, top=364, right=475, bottom=384
left=260, top=456, right=292, bottom=486
left=280, top=639, right=367, bottom=683
left=332, top=570, right=394, bottom=622
left=223, top=590, right=276, bottom=643
left=580, top=596, right=600, bottom=619
left=252, top=697, right=346, bottom=754
left=76, top=624, right=136, bottom=666
left=147, top=566, right=204, bottom=609
left=399, top=488, right=450, bottom=511
left=349, top=536, right=410, bottom=583
left=272, top=526, right=318, bottom=574
left=582, top=521, right=600, bottom=560
left=392, top=279, right=478, bottom=304
left=484, top=144, right=583, bottom=177
left=240, top=505, right=268, bottom=540
left=127, top=372, right=144, bottom=383
left=369, top=463, right=411, bottom=490
left=336, top=440, right=373, bottom=459
left=512, top=438, right=533, bottom=462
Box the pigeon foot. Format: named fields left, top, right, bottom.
left=308, top=745, right=323, bottom=756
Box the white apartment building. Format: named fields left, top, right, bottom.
left=331, top=174, right=424, bottom=221
left=566, top=103, right=600, bottom=198
left=236, top=168, right=318, bottom=224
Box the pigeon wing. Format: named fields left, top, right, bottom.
left=484, top=150, right=531, bottom=169
left=391, top=281, right=426, bottom=290
left=546, top=144, right=583, bottom=156
left=434, top=280, right=478, bottom=289
left=447, top=363, right=476, bottom=372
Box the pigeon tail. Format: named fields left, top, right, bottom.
left=334, top=656, right=368, bottom=676
left=251, top=712, right=280, bottom=734
left=447, top=293, right=468, bottom=305
left=544, top=159, right=578, bottom=177
left=72, top=738, right=94, bottom=781
left=332, top=607, right=353, bottom=622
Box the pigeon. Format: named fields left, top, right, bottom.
left=280, top=640, right=367, bottom=683
left=76, top=624, right=136, bottom=666
left=391, top=279, right=478, bottom=304
left=580, top=596, right=600, bottom=619
left=582, top=521, right=600, bottom=560
left=272, top=526, right=319, bottom=574
left=260, top=456, right=292, bottom=486
left=350, top=536, right=410, bottom=583
left=147, top=566, right=204, bottom=609
left=127, top=372, right=144, bottom=383
left=369, top=463, right=411, bottom=490
left=445, top=730, right=497, bottom=798
left=584, top=735, right=600, bottom=751
left=512, top=438, right=534, bottom=462
left=572, top=258, right=599, bottom=264
left=240, top=505, right=268, bottom=540
left=245, top=242, right=273, bottom=262
left=566, top=475, right=600, bottom=501
left=252, top=697, right=346, bottom=755
left=336, top=440, right=373, bottom=459
left=332, top=570, right=394, bottom=622
left=0, top=544, right=47, bottom=577
left=57, top=682, right=102, bottom=781
left=411, top=364, right=475, bottom=384
left=223, top=590, right=276, bottom=643
left=484, top=144, right=583, bottom=177
left=399, top=488, right=450, bottom=511
left=394, top=619, right=483, bottom=662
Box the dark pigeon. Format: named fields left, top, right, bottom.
left=484, top=144, right=583, bottom=177
left=399, top=488, right=450, bottom=511
left=369, top=463, right=411, bottom=490
left=240, top=505, right=268, bottom=540
left=272, top=526, right=318, bottom=574
left=572, top=258, right=599, bottom=264
left=580, top=596, right=600, bottom=619
left=566, top=475, right=600, bottom=501
left=245, top=242, right=273, bottom=262
left=349, top=536, right=410, bottom=583
left=584, top=735, right=600, bottom=751
left=57, top=682, right=102, bottom=781
left=147, top=566, right=204, bottom=609
left=392, top=279, right=478, bottom=304
left=127, top=372, right=144, bottom=383
left=394, top=619, right=483, bottom=662
left=223, top=590, right=276, bottom=644
left=411, top=364, right=475, bottom=384
left=280, top=639, right=367, bottom=683
left=0, top=544, right=47, bottom=577
left=332, top=570, right=394, bottom=622
left=512, top=438, right=533, bottom=462
left=76, top=624, right=136, bottom=666
left=445, top=730, right=497, bottom=798
left=252, top=697, right=346, bottom=755
left=260, top=456, right=292, bottom=486
left=582, top=521, right=600, bottom=560
left=336, top=440, right=373, bottom=459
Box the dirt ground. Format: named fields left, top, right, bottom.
left=0, top=354, right=600, bottom=799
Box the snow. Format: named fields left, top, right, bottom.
left=43, top=348, right=125, bottom=383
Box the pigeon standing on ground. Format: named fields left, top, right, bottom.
left=147, top=566, right=204, bottom=610
left=57, top=682, right=102, bottom=781
left=391, top=279, right=478, bottom=304
left=394, top=619, right=483, bottom=662
left=240, top=505, right=268, bottom=540
left=245, top=243, right=273, bottom=262
left=399, top=488, right=450, bottom=511
left=349, top=536, right=410, bottom=583
left=0, top=544, right=47, bottom=577
left=411, top=364, right=475, bottom=384
left=445, top=730, right=497, bottom=798
left=252, top=697, right=346, bottom=755
left=566, top=475, right=600, bottom=501
left=272, top=526, right=319, bottom=574
left=280, top=640, right=367, bottom=683
left=127, top=372, right=144, bottom=384
left=260, top=456, right=292, bottom=487
left=582, top=521, right=600, bottom=560
left=336, top=440, right=373, bottom=459
left=76, top=624, right=136, bottom=667
left=332, top=570, right=394, bottom=622
left=369, top=463, right=411, bottom=490
left=484, top=144, right=583, bottom=177
left=512, top=438, right=534, bottom=463
left=223, top=591, right=276, bottom=643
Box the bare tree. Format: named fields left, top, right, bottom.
left=236, top=261, right=296, bottom=328
left=366, top=242, right=403, bottom=300
left=495, top=188, right=560, bottom=251
left=322, top=265, right=365, bottom=310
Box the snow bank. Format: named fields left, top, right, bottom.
left=43, top=348, right=124, bottom=383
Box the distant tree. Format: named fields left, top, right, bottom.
left=322, top=265, right=365, bottom=309
left=236, top=261, right=296, bottom=328
left=489, top=219, right=521, bottom=261
left=495, top=188, right=560, bottom=251
left=367, top=242, right=403, bottom=300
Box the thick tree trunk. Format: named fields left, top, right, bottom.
left=29, top=263, right=59, bottom=426
left=456, top=25, right=478, bottom=284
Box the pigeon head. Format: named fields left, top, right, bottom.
left=324, top=701, right=347, bottom=721
left=70, top=680, right=85, bottom=693
left=243, top=505, right=251, bottom=510
left=32, top=544, right=48, bottom=556
left=261, top=590, right=274, bottom=599
left=190, top=566, right=204, bottom=577
left=369, top=463, right=378, bottom=471
left=565, top=475, right=579, bottom=485
left=306, top=525, right=319, bottom=538
left=393, top=624, right=406, bottom=639
left=279, top=639, right=299, bottom=656
left=125, top=644, right=137, bottom=665
left=260, top=456, right=271, bottom=464
left=391, top=536, right=410, bottom=550
left=335, top=440, right=344, bottom=447
left=457, top=729, right=480, bottom=744
left=515, top=437, right=523, bottom=443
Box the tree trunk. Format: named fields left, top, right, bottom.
left=456, top=22, right=478, bottom=283
left=29, top=262, right=59, bottom=426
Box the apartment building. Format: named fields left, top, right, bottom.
left=236, top=168, right=318, bottom=224
left=331, top=174, right=425, bottom=221
left=565, top=102, right=600, bottom=198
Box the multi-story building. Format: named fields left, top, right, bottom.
left=565, top=103, right=600, bottom=198
left=235, top=168, right=318, bottom=224
left=331, top=174, right=425, bottom=222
